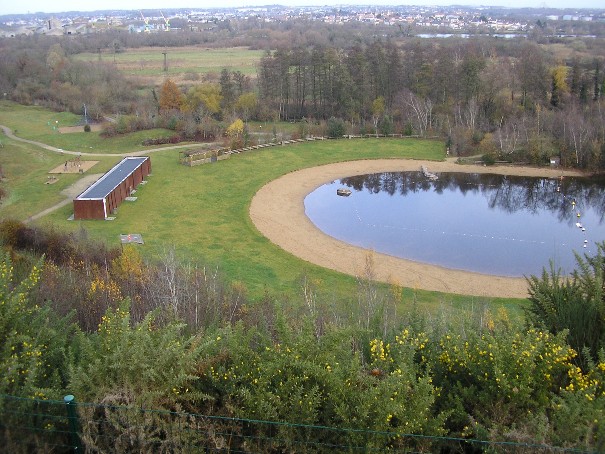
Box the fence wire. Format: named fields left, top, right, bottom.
left=0, top=394, right=592, bottom=453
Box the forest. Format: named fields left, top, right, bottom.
left=1, top=16, right=605, bottom=451
left=0, top=20, right=604, bottom=168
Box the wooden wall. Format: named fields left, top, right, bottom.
left=73, top=157, right=151, bottom=220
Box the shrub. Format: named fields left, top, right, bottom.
left=379, top=115, right=394, bottom=136
left=83, top=124, right=91, bottom=132
left=481, top=153, right=496, bottom=166
left=526, top=243, right=605, bottom=369
left=0, top=219, right=27, bottom=248
left=326, top=117, right=346, bottom=138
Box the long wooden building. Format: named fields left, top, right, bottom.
left=73, top=156, right=151, bottom=220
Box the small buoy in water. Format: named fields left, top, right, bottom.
left=577, top=213, right=581, bottom=218
left=582, top=228, right=586, bottom=232
left=584, top=244, right=587, bottom=248
left=576, top=222, right=582, bottom=228
left=584, top=240, right=588, bottom=243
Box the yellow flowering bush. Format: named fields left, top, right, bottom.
left=431, top=326, right=576, bottom=438
left=0, top=254, right=72, bottom=399
left=193, top=322, right=446, bottom=451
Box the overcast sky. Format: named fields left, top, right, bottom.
left=1, top=0, right=603, bottom=16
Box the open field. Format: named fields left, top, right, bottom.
left=0, top=134, right=119, bottom=221
left=73, top=46, right=265, bottom=86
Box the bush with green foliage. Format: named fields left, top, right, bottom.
left=2, top=233, right=605, bottom=451
left=526, top=242, right=605, bottom=369
left=0, top=254, right=72, bottom=399
left=481, top=153, right=496, bottom=166
left=326, top=117, right=346, bottom=138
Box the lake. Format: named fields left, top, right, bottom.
left=304, top=172, right=605, bottom=277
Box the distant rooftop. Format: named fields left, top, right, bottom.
left=77, top=157, right=148, bottom=200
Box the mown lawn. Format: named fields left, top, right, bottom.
left=0, top=135, right=120, bottom=221
left=0, top=101, right=184, bottom=154
left=1, top=100, right=526, bottom=315
left=38, top=137, right=527, bottom=314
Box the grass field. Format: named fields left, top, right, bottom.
left=0, top=101, right=527, bottom=317
left=0, top=101, right=190, bottom=154
left=73, top=46, right=265, bottom=86
left=0, top=135, right=119, bottom=221
left=50, top=140, right=524, bottom=313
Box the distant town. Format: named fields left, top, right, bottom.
left=1, top=5, right=604, bottom=38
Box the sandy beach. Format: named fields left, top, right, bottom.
left=249, top=159, right=584, bottom=298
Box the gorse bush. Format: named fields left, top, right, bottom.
left=2, top=233, right=605, bottom=450
left=0, top=254, right=72, bottom=400
left=527, top=242, right=605, bottom=369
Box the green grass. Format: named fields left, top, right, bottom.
left=40, top=138, right=526, bottom=313
left=73, top=47, right=264, bottom=78
left=0, top=101, right=188, bottom=154
left=36, top=128, right=182, bottom=154
left=0, top=136, right=120, bottom=221
left=1, top=101, right=527, bottom=315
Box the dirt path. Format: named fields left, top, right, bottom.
left=0, top=124, right=202, bottom=157
left=2, top=122, right=586, bottom=296
left=26, top=174, right=104, bottom=223
left=249, top=159, right=584, bottom=299
left=0, top=123, right=216, bottom=223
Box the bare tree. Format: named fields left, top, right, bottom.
left=396, top=89, right=433, bottom=136
left=495, top=115, right=525, bottom=155
left=356, top=252, right=380, bottom=331
left=557, top=105, right=593, bottom=166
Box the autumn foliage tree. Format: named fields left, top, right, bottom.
left=225, top=118, right=245, bottom=149
left=183, top=83, right=222, bottom=118
left=159, top=78, right=184, bottom=112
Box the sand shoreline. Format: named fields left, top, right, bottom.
left=249, top=159, right=584, bottom=299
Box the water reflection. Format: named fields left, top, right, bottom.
left=305, top=172, right=605, bottom=277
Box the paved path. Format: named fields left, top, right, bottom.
left=0, top=124, right=216, bottom=222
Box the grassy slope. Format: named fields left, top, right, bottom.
left=0, top=101, right=526, bottom=315
left=47, top=140, right=526, bottom=313
left=0, top=101, right=181, bottom=153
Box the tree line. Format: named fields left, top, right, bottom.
left=257, top=39, right=605, bottom=168
left=1, top=28, right=605, bottom=168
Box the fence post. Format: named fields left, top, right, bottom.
left=63, top=395, right=83, bottom=452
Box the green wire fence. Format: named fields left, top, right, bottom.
left=0, top=393, right=594, bottom=453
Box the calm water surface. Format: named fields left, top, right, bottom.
left=304, top=172, right=605, bottom=277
